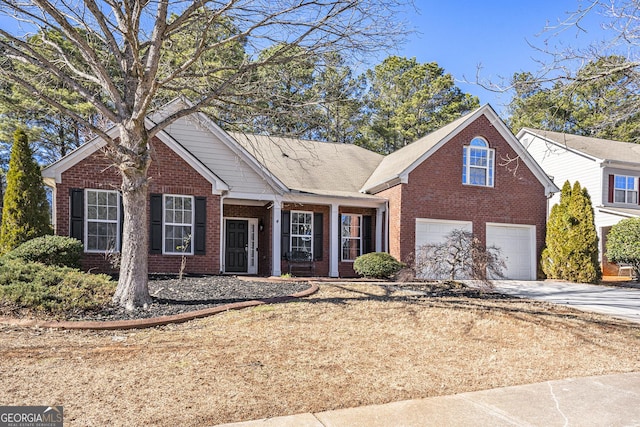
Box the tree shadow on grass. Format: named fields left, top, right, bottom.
left=293, top=282, right=639, bottom=334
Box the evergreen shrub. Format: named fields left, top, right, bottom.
left=353, top=252, right=405, bottom=279
left=606, top=217, right=640, bottom=279
left=0, top=258, right=115, bottom=315
left=0, top=128, right=52, bottom=253
left=542, top=181, right=601, bottom=283
left=4, top=235, right=83, bottom=268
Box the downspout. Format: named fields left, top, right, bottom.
left=385, top=199, right=390, bottom=253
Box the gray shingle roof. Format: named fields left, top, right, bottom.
left=521, top=128, right=640, bottom=163
left=362, top=106, right=485, bottom=192
left=229, top=132, right=384, bottom=198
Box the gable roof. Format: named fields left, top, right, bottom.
left=230, top=132, right=384, bottom=198
left=362, top=105, right=558, bottom=195
left=42, top=99, right=558, bottom=202
left=518, top=128, right=640, bottom=164
left=41, top=119, right=230, bottom=194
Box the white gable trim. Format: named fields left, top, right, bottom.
left=516, top=129, right=601, bottom=163
left=41, top=118, right=229, bottom=195
left=397, top=105, right=558, bottom=196
left=42, top=128, right=114, bottom=184
left=153, top=125, right=228, bottom=194
left=191, top=111, right=289, bottom=193
left=399, top=106, right=491, bottom=182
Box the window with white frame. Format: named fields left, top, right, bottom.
left=341, top=214, right=362, bottom=261
left=462, top=137, right=495, bottom=187
left=164, top=195, right=194, bottom=254
left=291, top=211, right=313, bottom=255
left=85, top=189, right=120, bottom=252
left=614, top=175, right=638, bottom=204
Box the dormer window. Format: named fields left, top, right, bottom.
left=614, top=175, right=638, bottom=204
left=463, top=137, right=494, bottom=187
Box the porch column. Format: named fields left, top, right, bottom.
left=376, top=206, right=384, bottom=252
left=330, top=203, right=339, bottom=277
left=272, top=200, right=282, bottom=276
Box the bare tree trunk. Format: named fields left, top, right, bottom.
left=112, top=124, right=152, bottom=310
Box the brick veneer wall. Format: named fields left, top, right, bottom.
left=379, top=115, right=548, bottom=273
left=54, top=137, right=221, bottom=274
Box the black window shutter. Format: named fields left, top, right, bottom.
left=608, top=174, right=615, bottom=203
left=119, top=194, right=124, bottom=251
left=313, top=212, right=323, bottom=261
left=69, top=188, right=84, bottom=242
left=281, top=210, right=290, bottom=259
left=150, top=194, right=163, bottom=254
left=194, top=197, right=206, bottom=255
left=362, top=215, right=373, bottom=254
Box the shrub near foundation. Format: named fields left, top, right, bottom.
left=0, top=259, right=115, bottom=316
left=354, top=252, right=405, bottom=279
left=4, top=235, right=83, bottom=268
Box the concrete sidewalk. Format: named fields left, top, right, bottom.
left=215, top=372, right=640, bottom=426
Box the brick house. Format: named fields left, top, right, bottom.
left=42, top=102, right=557, bottom=279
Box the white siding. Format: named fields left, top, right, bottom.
left=520, top=133, right=601, bottom=210
left=520, top=131, right=640, bottom=265
left=165, top=117, right=275, bottom=195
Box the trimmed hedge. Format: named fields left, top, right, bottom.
left=0, top=258, right=115, bottom=315
left=4, top=235, right=83, bottom=268
left=353, top=252, right=405, bottom=279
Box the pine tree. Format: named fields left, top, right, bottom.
left=542, top=180, right=601, bottom=283
left=0, top=128, right=52, bottom=253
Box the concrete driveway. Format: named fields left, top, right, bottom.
left=485, top=280, right=640, bottom=324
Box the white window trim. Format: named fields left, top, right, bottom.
left=84, top=189, right=120, bottom=253
left=614, top=175, right=638, bottom=204
left=290, top=210, right=313, bottom=257
left=341, top=213, right=362, bottom=262
left=162, top=194, right=195, bottom=255
left=463, top=137, right=495, bottom=188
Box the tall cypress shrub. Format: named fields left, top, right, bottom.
left=542, top=180, right=601, bottom=283
left=0, top=128, right=52, bottom=253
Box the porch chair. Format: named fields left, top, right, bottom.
left=286, top=251, right=315, bottom=277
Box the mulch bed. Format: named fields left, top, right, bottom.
left=68, top=275, right=310, bottom=322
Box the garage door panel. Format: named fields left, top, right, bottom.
left=415, top=219, right=472, bottom=280
left=486, top=224, right=535, bottom=280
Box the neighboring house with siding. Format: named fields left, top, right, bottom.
left=517, top=128, right=640, bottom=275
left=42, top=101, right=557, bottom=280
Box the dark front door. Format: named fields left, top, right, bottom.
left=226, top=219, right=248, bottom=273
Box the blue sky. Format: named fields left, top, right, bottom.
left=0, top=1, right=608, bottom=119
left=398, top=0, right=608, bottom=116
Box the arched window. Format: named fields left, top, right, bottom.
left=462, top=137, right=494, bottom=187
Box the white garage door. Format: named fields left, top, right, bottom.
left=415, top=219, right=472, bottom=279
left=486, top=223, right=536, bottom=280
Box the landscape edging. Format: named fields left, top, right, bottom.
left=0, top=282, right=319, bottom=331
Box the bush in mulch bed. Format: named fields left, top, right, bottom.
left=0, top=258, right=115, bottom=317
left=0, top=266, right=311, bottom=322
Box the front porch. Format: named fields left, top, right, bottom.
left=221, top=196, right=386, bottom=278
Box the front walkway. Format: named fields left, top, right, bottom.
left=486, top=280, right=640, bottom=323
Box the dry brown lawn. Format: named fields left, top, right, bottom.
left=1, top=282, right=640, bottom=426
